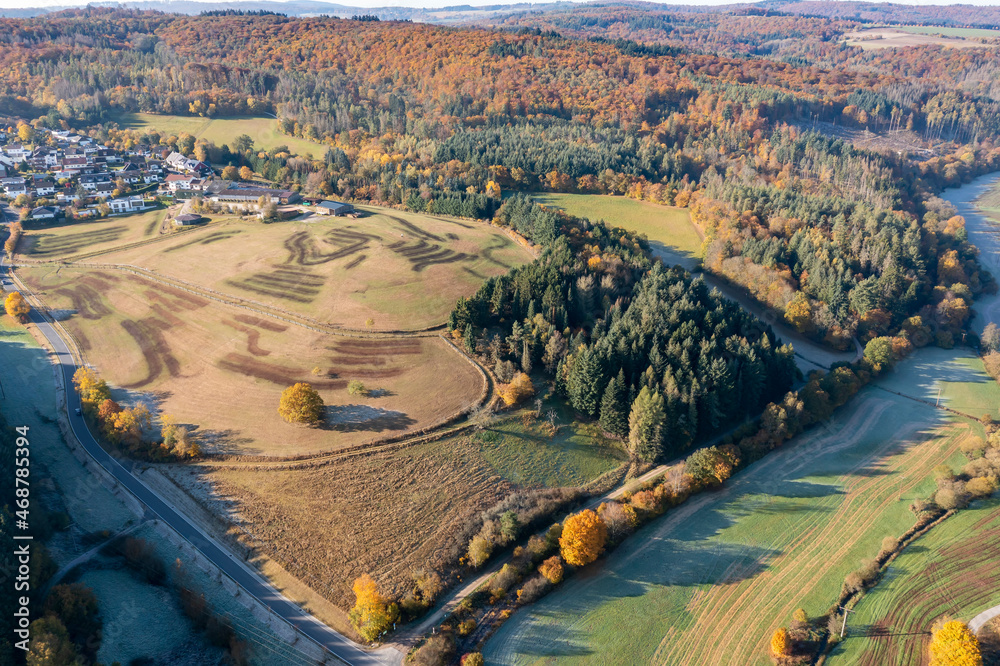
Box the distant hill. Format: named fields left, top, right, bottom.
left=0, top=0, right=572, bottom=22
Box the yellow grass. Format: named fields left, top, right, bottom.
left=18, top=265, right=483, bottom=456
left=95, top=206, right=533, bottom=330
left=21, top=209, right=169, bottom=260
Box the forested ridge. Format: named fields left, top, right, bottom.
left=1, top=7, right=998, bottom=392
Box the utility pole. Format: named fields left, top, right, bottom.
left=839, top=606, right=856, bottom=639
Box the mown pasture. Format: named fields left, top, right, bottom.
left=95, top=206, right=533, bottom=330
left=17, top=265, right=483, bottom=456
left=484, top=349, right=995, bottom=666
left=20, top=210, right=168, bottom=260
left=829, top=496, right=1000, bottom=665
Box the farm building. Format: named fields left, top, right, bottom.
left=315, top=200, right=354, bottom=216
left=173, top=213, right=204, bottom=226
left=210, top=187, right=300, bottom=205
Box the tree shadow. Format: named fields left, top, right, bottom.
left=190, top=427, right=255, bottom=455
left=323, top=404, right=416, bottom=433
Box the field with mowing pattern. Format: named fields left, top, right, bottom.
left=17, top=264, right=483, bottom=456
left=114, top=113, right=326, bottom=158
left=21, top=209, right=169, bottom=260
left=484, top=349, right=994, bottom=666
left=93, top=206, right=532, bottom=330
left=530, top=193, right=702, bottom=269
left=828, top=496, right=1000, bottom=665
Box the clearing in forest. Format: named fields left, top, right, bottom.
left=113, top=113, right=325, bottom=158
left=17, top=265, right=483, bottom=456
left=843, top=27, right=998, bottom=49
left=95, top=206, right=532, bottom=330
left=529, top=193, right=702, bottom=269
left=483, top=349, right=992, bottom=666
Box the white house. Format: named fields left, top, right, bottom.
left=107, top=195, right=146, bottom=214
left=33, top=179, right=56, bottom=196
left=30, top=206, right=58, bottom=220
left=165, top=174, right=194, bottom=191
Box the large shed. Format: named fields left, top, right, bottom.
left=315, top=200, right=354, bottom=216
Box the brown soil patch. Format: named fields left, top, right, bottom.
left=163, top=229, right=243, bottom=252
left=216, top=352, right=346, bottom=389
left=120, top=317, right=182, bottom=388
left=226, top=267, right=324, bottom=304
left=233, top=314, right=288, bottom=332
left=221, top=319, right=272, bottom=357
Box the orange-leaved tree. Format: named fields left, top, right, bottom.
left=349, top=574, right=397, bottom=643
left=770, top=627, right=789, bottom=661
left=4, top=291, right=30, bottom=321
left=559, top=509, right=607, bottom=567
left=929, top=619, right=981, bottom=666
left=278, top=382, right=324, bottom=425
left=72, top=367, right=112, bottom=415
left=501, top=372, right=534, bottom=407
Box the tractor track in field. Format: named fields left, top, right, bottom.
left=13, top=258, right=448, bottom=338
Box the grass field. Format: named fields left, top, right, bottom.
left=93, top=206, right=532, bottom=331
left=530, top=193, right=702, bottom=269
left=471, top=395, right=627, bottom=488
left=183, top=436, right=520, bottom=609
left=17, top=265, right=483, bottom=456
left=114, top=113, right=325, bottom=158
left=21, top=209, right=169, bottom=260
left=843, top=27, right=997, bottom=49
left=897, top=25, right=1000, bottom=38
left=875, top=346, right=1000, bottom=420
left=828, top=497, right=1000, bottom=665
left=484, top=349, right=992, bottom=666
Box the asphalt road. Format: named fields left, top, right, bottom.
left=0, top=257, right=402, bottom=666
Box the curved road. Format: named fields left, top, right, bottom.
left=0, top=255, right=402, bottom=666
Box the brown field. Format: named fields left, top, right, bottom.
left=21, top=209, right=169, bottom=259
left=88, top=206, right=533, bottom=330
left=169, top=437, right=518, bottom=611
left=18, top=265, right=484, bottom=456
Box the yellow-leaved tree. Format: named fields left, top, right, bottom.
left=278, top=383, right=324, bottom=425
left=72, top=367, right=112, bottom=414
left=501, top=372, right=534, bottom=407
left=784, top=292, right=813, bottom=333
left=5, top=291, right=30, bottom=321
left=929, top=619, right=981, bottom=666
left=770, top=627, right=789, bottom=661
left=559, top=509, right=607, bottom=567
left=349, top=574, right=397, bottom=643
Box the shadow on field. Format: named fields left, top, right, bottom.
left=324, top=404, right=415, bottom=433
left=191, top=428, right=255, bottom=454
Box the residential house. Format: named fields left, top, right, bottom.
left=33, top=179, right=56, bottom=196
left=79, top=173, right=111, bottom=191
left=165, top=174, right=194, bottom=191
left=30, top=206, right=58, bottom=220
left=107, top=195, right=146, bottom=214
